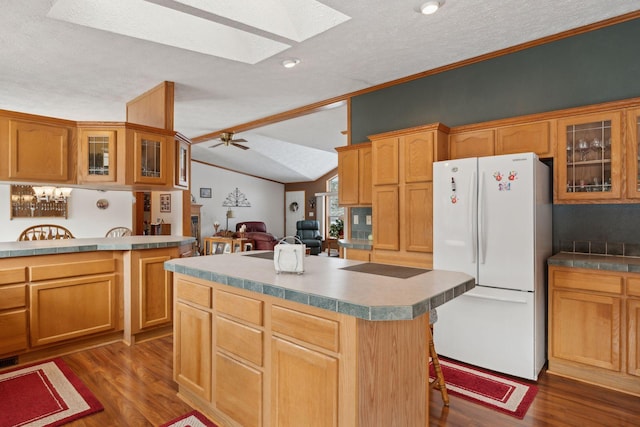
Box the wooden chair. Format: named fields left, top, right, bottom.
left=18, top=224, right=74, bottom=241
left=429, top=309, right=449, bottom=406
left=105, top=227, right=132, bottom=237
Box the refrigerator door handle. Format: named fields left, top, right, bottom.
left=478, top=171, right=486, bottom=264
left=470, top=170, right=477, bottom=264
left=464, top=292, right=528, bottom=304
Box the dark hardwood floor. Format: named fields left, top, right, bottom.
left=59, top=336, right=640, bottom=426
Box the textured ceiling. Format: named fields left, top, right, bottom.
left=1, top=1, right=639, bottom=183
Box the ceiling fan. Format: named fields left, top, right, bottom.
left=209, top=132, right=249, bottom=150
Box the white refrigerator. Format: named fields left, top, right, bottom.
left=432, top=152, right=551, bottom=380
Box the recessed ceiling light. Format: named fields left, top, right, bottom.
left=420, top=1, right=442, bottom=15
left=282, top=59, right=301, bottom=68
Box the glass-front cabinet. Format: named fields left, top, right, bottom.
left=78, top=128, right=118, bottom=183
left=556, top=111, right=622, bottom=201
left=133, top=130, right=168, bottom=185
left=626, top=107, right=640, bottom=199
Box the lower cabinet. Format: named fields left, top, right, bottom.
left=173, top=274, right=429, bottom=427
left=0, top=268, right=27, bottom=356
left=548, top=266, right=640, bottom=395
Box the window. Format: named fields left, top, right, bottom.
left=326, top=175, right=343, bottom=237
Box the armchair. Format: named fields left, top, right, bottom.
left=296, top=220, right=323, bottom=255
left=235, top=221, right=279, bottom=250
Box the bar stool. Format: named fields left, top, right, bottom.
left=429, top=309, right=449, bottom=406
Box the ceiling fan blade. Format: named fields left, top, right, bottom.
left=231, top=138, right=247, bottom=143
left=208, top=142, right=224, bottom=148
left=232, top=143, right=250, bottom=150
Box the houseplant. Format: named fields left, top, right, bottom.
left=329, top=219, right=344, bottom=239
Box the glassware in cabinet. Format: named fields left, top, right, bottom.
left=557, top=111, right=622, bottom=201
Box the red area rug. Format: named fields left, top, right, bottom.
left=0, top=358, right=103, bottom=427
left=429, top=358, right=538, bottom=419
left=160, top=410, right=218, bottom=427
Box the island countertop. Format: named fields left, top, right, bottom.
left=164, top=251, right=474, bottom=321
left=0, top=235, right=195, bottom=258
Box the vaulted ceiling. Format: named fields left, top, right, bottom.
left=1, top=1, right=639, bottom=182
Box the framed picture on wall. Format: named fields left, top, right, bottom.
left=200, top=187, right=212, bottom=198
left=160, top=194, right=171, bottom=212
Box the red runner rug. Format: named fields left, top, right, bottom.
left=0, top=358, right=103, bottom=427
left=429, top=358, right=538, bottom=419
left=160, top=410, right=218, bottom=427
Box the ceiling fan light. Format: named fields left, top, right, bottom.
left=420, top=1, right=441, bottom=15
left=282, top=58, right=301, bottom=68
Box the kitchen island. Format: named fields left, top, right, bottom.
left=164, top=252, right=474, bottom=427
left=0, top=236, right=194, bottom=363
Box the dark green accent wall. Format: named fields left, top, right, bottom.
left=351, top=18, right=640, bottom=252
left=351, top=18, right=640, bottom=142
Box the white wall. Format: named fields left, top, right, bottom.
left=0, top=184, right=135, bottom=242
left=191, top=162, right=285, bottom=239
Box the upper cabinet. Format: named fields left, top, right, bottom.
left=78, top=125, right=124, bottom=185
left=449, top=129, right=495, bottom=160
left=0, top=112, right=76, bottom=183
left=336, top=143, right=371, bottom=206
left=175, top=134, right=190, bottom=189
left=555, top=111, right=623, bottom=202
left=625, top=107, right=640, bottom=200
left=131, top=129, right=170, bottom=186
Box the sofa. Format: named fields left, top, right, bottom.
left=295, top=220, right=323, bottom=255
left=235, top=221, right=279, bottom=250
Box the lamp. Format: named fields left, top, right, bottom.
left=32, top=186, right=72, bottom=202
left=420, top=1, right=441, bottom=15
left=225, top=208, right=235, bottom=231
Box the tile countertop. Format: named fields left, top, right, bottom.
left=548, top=251, right=640, bottom=272
left=337, top=238, right=373, bottom=250
left=164, top=252, right=475, bottom=321
left=0, top=236, right=195, bottom=258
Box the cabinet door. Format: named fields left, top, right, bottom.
left=337, top=148, right=359, bottom=205
left=0, top=310, right=27, bottom=355
left=372, top=185, right=399, bottom=250
left=174, top=301, right=212, bottom=401
left=215, top=352, right=262, bottom=427
left=629, top=298, right=640, bottom=377
left=175, top=138, right=190, bottom=188
left=29, top=274, right=117, bottom=347
left=550, top=289, right=621, bottom=371
left=9, top=120, right=71, bottom=181
left=372, top=137, right=399, bottom=185
left=358, top=146, right=372, bottom=204
left=625, top=107, right=640, bottom=199
left=556, top=111, right=622, bottom=201
left=496, top=121, right=553, bottom=158
left=404, top=131, right=434, bottom=183
left=271, top=337, right=338, bottom=427
left=78, top=129, right=117, bottom=183
left=404, top=183, right=432, bottom=253
left=449, top=129, right=494, bottom=159
left=138, top=254, right=172, bottom=330
left=133, top=130, right=168, bottom=185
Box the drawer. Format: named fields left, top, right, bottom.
left=30, top=259, right=116, bottom=281
left=551, top=269, right=622, bottom=295
left=271, top=306, right=339, bottom=352
left=216, top=290, right=263, bottom=326
left=0, top=309, right=28, bottom=355
left=176, top=278, right=212, bottom=308
left=216, top=316, right=263, bottom=366
left=628, top=277, right=640, bottom=297
left=215, top=352, right=262, bottom=427
left=0, top=267, right=26, bottom=285
left=0, top=284, right=26, bottom=310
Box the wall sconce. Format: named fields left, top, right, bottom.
left=32, top=186, right=73, bottom=202
left=308, top=198, right=316, bottom=209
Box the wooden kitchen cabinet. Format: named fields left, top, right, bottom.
left=555, top=111, right=623, bottom=201
left=548, top=266, right=640, bottom=395
left=0, top=267, right=27, bottom=356
left=175, top=134, right=190, bottom=189
left=77, top=126, right=122, bottom=184
left=625, top=107, right=640, bottom=200
left=337, top=145, right=360, bottom=205
left=131, top=129, right=170, bottom=186
left=370, top=124, right=447, bottom=268
left=448, top=129, right=495, bottom=159
left=0, top=113, right=76, bottom=183
left=496, top=121, right=554, bottom=158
